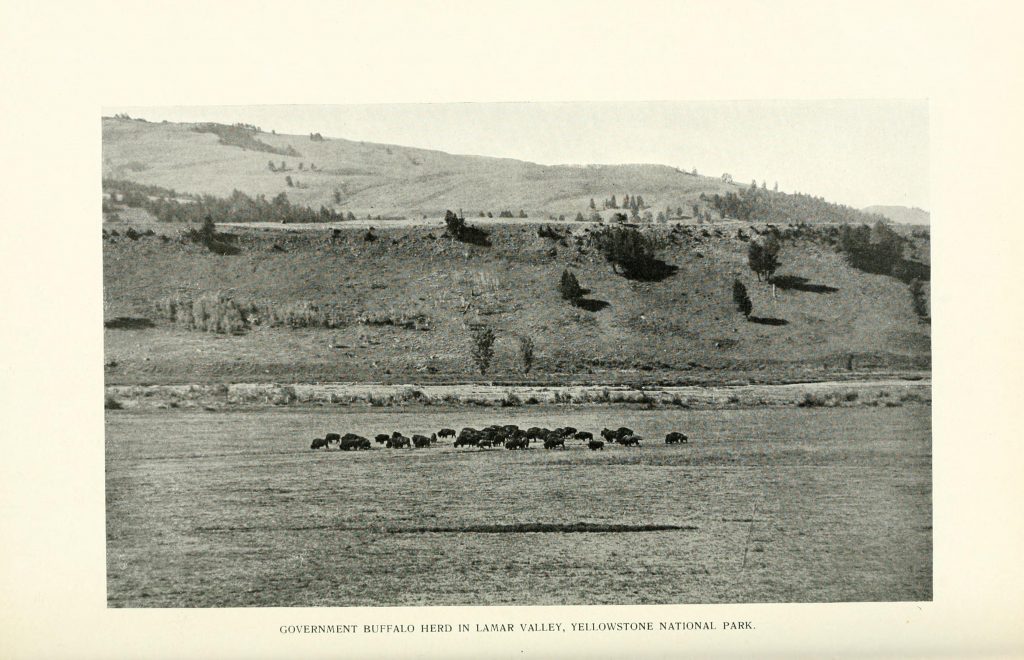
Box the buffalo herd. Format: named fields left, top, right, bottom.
left=310, top=424, right=689, bottom=451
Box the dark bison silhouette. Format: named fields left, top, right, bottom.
left=411, top=434, right=431, bottom=448
left=665, top=432, right=689, bottom=444
left=504, top=436, right=529, bottom=450
left=543, top=437, right=565, bottom=450
left=588, top=439, right=605, bottom=451
left=328, top=435, right=369, bottom=450
left=310, top=437, right=330, bottom=450
left=526, top=427, right=545, bottom=440
left=375, top=434, right=390, bottom=444
left=617, top=434, right=642, bottom=447
left=387, top=434, right=411, bottom=449
left=324, top=433, right=341, bottom=442
left=438, top=428, right=456, bottom=439
left=574, top=431, right=593, bottom=441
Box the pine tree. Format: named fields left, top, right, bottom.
left=559, top=269, right=583, bottom=304
left=589, top=198, right=596, bottom=210
left=732, top=279, right=753, bottom=318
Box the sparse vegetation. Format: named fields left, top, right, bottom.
left=193, top=122, right=300, bottom=156
left=470, top=326, right=496, bottom=375
left=559, top=269, right=583, bottom=304
left=518, top=335, right=535, bottom=374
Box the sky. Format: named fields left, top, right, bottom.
left=104, top=101, right=929, bottom=210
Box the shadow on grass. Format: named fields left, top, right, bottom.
left=104, top=317, right=155, bottom=329
left=772, top=275, right=838, bottom=294
left=749, top=316, right=789, bottom=326
left=616, top=259, right=678, bottom=282
left=574, top=298, right=610, bottom=312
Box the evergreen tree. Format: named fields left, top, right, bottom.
left=559, top=269, right=583, bottom=304
left=610, top=194, right=618, bottom=209
left=589, top=198, right=596, bottom=210
left=470, top=326, right=496, bottom=375
left=732, top=279, right=753, bottom=318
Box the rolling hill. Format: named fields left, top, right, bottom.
left=103, top=117, right=878, bottom=223
left=862, top=206, right=930, bottom=225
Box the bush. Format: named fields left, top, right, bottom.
left=748, top=236, right=781, bottom=281
left=592, top=225, right=668, bottom=280
left=470, top=326, right=496, bottom=374
left=518, top=335, right=535, bottom=374
left=559, top=269, right=583, bottom=304
left=909, top=279, right=929, bottom=321
left=104, top=395, right=123, bottom=410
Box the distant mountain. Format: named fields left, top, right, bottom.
left=862, top=205, right=930, bottom=225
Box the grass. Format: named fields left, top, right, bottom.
left=106, top=405, right=931, bottom=606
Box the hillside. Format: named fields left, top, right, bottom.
left=102, top=117, right=881, bottom=224
left=862, top=206, right=930, bottom=225
left=103, top=221, right=930, bottom=386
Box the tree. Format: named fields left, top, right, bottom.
left=691, top=168, right=697, bottom=176
left=575, top=212, right=585, bottom=222
left=721, top=173, right=733, bottom=183
left=589, top=198, right=596, bottom=210
left=642, top=210, right=654, bottom=222
left=470, top=326, right=496, bottom=375
left=267, top=161, right=277, bottom=172
left=657, top=211, right=666, bottom=223
left=773, top=181, right=778, bottom=192
left=748, top=236, right=781, bottom=281
left=518, top=335, right=535, bottom=374
left=345, top=211, right=356, bottom=221
left=593, top=225, right=659, bottom=279
left=444, top=209, right=466, bottom=238
left=285, top=176, right=293, bottom=187
left=559, top=269, right=583, bottom=304
left=518, top=210, right=527, bottom=218
left=733, top=279, right=753, bottom=318
left=610, top=194, right=617, bottom=209
left=333, top=190, right=342, bottom=204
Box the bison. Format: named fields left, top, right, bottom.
left=543, top=437, right=565, bottom=450
left=387, top=435, right=411, bottom=449
left=375, top=434, right=390, bottom=444
left=505, top=436, right=529, bottom=450
left=574, top=431, right=593, bottom=441
left=411, top=434, right=431, bottom=448
left=324, top=433, right=341, bottom=442
left=310, top=437, right=330, bottom=450
left=339, top=436, right=370, bottom=450
left=438, top=428, right=456, bottom=439
left=617, top=434, right=642, bottom=447
left=588, top=439, right=605, bottom=451
left=665, top=432, right=689, bottom=444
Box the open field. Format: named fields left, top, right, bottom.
left=106, top=404, right=931, bottom=606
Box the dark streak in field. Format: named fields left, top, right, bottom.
left=197, top=522, right=698, bottom=534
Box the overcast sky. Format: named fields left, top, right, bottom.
left=105, top=101, right=928, bottom=210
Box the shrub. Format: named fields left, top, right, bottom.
left=592, top=225, right=660, bottom=279
left=748, top=236, right=781, bottom=282
left=909, top=279, right=929, bottom=321
left=470, top=326, right=496, bottom=374
left=104, top=395, right=123, bottom=410
left=559, top=269, right=583, bottom=304
left=518, top=335, right=535, bottom=374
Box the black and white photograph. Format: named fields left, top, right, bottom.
left=4, top=1, right=1024, bottom=657
left=102, top=101, right=931, bottom=607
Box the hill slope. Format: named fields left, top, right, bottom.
left=862, top=206, right=930, bottom=225
left=103, top=222, right=930, bottom=385
left=103, top=117, right=874, bottom=222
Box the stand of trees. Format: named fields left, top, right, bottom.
left=103, top=179, right=349, bottom=224
left=704, top=182, right=889, bottom=225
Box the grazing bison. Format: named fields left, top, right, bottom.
left=339, top=436, right=370, bottom=450
left=561, top=426, right=577, bottom=436
left=375, top=434, right=390, bottom=444
left=438, top=428, right=456, bottom=439
left=543, top=437, right=565, bottom=450
left=454, top=431, right=480, bottom=448
left=505, top=436, right=529, bottom=450
left=616, top=427, right=634, bottom=438
left=310, top=437, right=330, bottom=450
left=324, top=433, right=341, bottom=442
left=617, top=434, right=642, bottom=447
left=665, top=432, right=689, bottom=444
left=526, top=427, right=545, bottom=440
left=601, top=428, right=618, bottom=442
left=387, top=435, right=411, bottom=449
left=574, top=431, right=593, bottom=441
left=411, top=434, right=431, bottom=448
left=588, top=439, right=605, bottom=451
